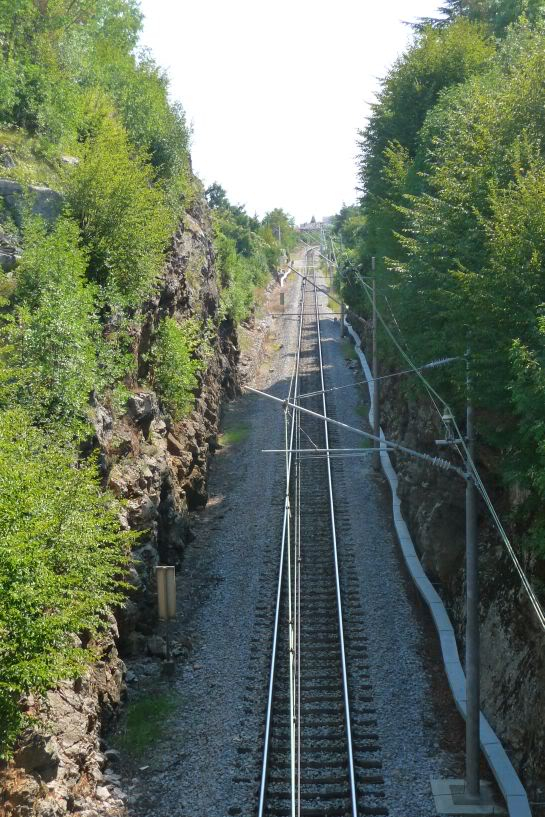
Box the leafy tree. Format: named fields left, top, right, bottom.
left=394, top=26, right=545, bottom=404
left=0, top=408, right=131, bottom=756
left=88, top=45, right=190, bottom=203
left=359, top=18, right=493, bottom=282
left=1, top=217, right=98, bottom=428
left=150, top=317, right=210, bottom=420
left=214, top=231, right=258, bottom=323
left=261, top=208, right=298, bottom=253
left=205, top=183, right=231, bottom=211
left=66, top=116, right=173, bottom=307
left=205, top=185, right=279, bottom=322
left=439, top=0, right=545, bottom=32
left=352, top=19, right=545, bottom=553
left=510, top=329, right=545, bottom=555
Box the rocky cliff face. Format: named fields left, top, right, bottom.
left=96, top=197, right=239, bottom=650
left=373, top=342, right=545, bottom=799
left=0, top=196, right=239, bottom=817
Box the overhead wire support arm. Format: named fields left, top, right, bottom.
left=246, top=386, right=466, bottom=480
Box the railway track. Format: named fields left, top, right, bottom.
left=257, top=250, right=388, bottom=817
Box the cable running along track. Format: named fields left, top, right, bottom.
left=258, top=250, right=387, bottom=817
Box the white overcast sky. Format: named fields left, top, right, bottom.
left=138, top=1, right=444, bottom=223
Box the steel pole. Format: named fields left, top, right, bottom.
left=465, top=357, right=480, bottom=798
left=372, top=257, right=380, bottom=472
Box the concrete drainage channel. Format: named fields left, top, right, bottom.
left=344, top=318, right=532, bottom=817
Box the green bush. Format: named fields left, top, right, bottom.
left=91, top=46, right=191, bottom=205
left=150, top=317, right=211, bottom=420
left=215, top=231, right=256, bottom=323
left=349, top=16, right=545, bottom=554
left=0, top=408, right=132, bottom=757
left=66, top=117, right=174, bottom=307
left=206, top=185, right=285, bottom=322
left=2, top=217, right=98, bottom=429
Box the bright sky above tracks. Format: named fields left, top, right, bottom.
left=139, top=0, right=444, bottom=223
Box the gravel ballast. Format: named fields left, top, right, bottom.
left=117, top=268, right=469, bottom=817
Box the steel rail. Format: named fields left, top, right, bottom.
left=311, top=261, right=358, bottom=817
left=295, top=313, right=302, bottom=817
left=257, top=275, right=306, bottom=817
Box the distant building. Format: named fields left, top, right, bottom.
left=298, top=216, right=334, bottom=232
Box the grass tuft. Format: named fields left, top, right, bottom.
left=220, top=420, right=251, bottom=447
left=111, top=692, right=178, bottom=758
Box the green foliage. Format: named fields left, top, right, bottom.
left=0, top=1, right=144, bottom=147
left=1, top=217, right=98, bottom=428
left=0, top=0, right=197, bottom=754
left=214, top=231, right=262, bottom=323
left=66, top=117, right=174, bottom=306
left=261, top=208, right=298, bottom=256
left=0, top=408, right=132, bottom=756
left=111, top=691, right=178, bottom=758
left=430, top=0, right=545, bottom=34
left=359, top=18, right=494, bottom=276
left=351, top=17, right=545, bottom=554
left=394, top=26, right=545, bottom=413
left=0, top=0, right=191, bottom=203
left=91, top=47, right=191, bottom=203
left=150, top=317, right=211, bottom=420
left=206, top=184, right=283, bottom=322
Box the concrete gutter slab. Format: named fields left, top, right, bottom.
left=431, top=778, right=506, bottom=815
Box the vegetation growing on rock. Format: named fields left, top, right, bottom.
left=150, top=317, right=212, bottom=421
left=0, top=0, right=296, bottom=758
left=0, top=410, right=132, bottom=756
left=206, top=183, right=298, bottom=323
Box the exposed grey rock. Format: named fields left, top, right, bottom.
left=60, top=155, right=79, bottom=166
left=95, top=786, right=110, bottom=801
left=1, top=152, right=16, bottom=168
left=0, top=248, right=19, bottom=270
left=0, top=178, right=63, bottom=225
left=14, top=731, right=60, bottom=781
left=104, top=748, right=122, bottom=764
left=127, top=392, right=158, bottom=425
left=92, top=402, right=114, bottom=446
left=0, top=225, right=22, bottom=270
left=0, top=178, right=26, bottom=196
